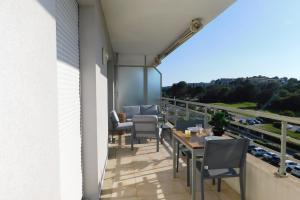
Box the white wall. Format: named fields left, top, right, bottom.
left=0, top=1, right=60, bottom=200
left=79, top=1, right=113, bottom=199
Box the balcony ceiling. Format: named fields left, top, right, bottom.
left=102, top=0, right=235, bottom=66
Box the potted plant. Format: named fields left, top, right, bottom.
left=208, top=111, right=229, bottom=136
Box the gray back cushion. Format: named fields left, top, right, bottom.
left=133, top=115, right=158, bottom=132
left=110, top=110, right=119, bottom=128
left=123, top=106, right=141, bottom=119
left=140, top=105, right=158, bottom=115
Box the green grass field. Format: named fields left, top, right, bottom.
left=259, top=124, right=300, bottom=140
left=211, top=102, right=257, bottom=109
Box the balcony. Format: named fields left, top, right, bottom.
left=101, top=136, right=239, bottom=200
left=104, top=96, right=300, bottom=200
left=5, top=1, right=300, bottom=200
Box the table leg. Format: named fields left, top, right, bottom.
left=173, top=136, right=176, bottom=178
left=191, top=149, right=196, bottom=200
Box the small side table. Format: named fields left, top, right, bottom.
left=161, top=122, right=174, bottom=143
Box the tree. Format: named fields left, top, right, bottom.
left=170, top=81, right=188, bottom=98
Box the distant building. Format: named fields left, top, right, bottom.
left=211, top=78, right=235, bottom=86
left=187, top=82, right=208, bottom=88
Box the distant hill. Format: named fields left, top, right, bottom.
left=162, top=76, right=300, bottom=117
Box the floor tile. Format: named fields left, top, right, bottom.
left=101, top=135, right=239, bottom=200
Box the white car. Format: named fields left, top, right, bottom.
left=287, top=124, right=293, bottom=129
left=285, top=160, right=298, bottom=172
left=291, top=165, right=300, bottom=177
left=262, top=152, right=277, bottom=162
left=251, top=147, right=268, bottom=157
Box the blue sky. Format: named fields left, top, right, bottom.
left=158, top=0, right=300, bottom=86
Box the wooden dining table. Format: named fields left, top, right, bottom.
left=172, top=129, right=206, bottom=200
left=171, top=129, right=231, bottom=200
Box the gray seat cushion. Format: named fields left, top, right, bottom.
left=123, top=106, right=141, bottom=119
left=110, top=110, right=120, bottom=129
left=140, top=105, right=159, bottom=115
left=111, top=110, right=119, bottom=123
left=133, top=115, right=158, bottom=122
left=196, top=161, right=238, bottom=178
left=116, top=122, right=133, bottom=131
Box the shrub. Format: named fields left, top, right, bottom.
left=254, top=139, right=266, bottom=145
left=293, top=153, right=300, bottom=160
left=272, top=121, right=281, bottom=129
left=279, top=110, right=296, bottom=117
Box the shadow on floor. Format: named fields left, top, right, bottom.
left=103, top=135, right=240, bottom=200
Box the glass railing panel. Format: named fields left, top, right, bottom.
left=117, top=67, right=144, bottom=109
left=147, top=68, right=161, bottom=105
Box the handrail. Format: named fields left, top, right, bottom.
left=161, top=97, right=300, bottom=125
left=163, top=100, right=300, bottom=145
left=161, top=96, right=300, bottom=176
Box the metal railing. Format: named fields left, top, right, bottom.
left=161, top=97, right=300, bottom=177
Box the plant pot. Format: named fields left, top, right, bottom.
left=212, top=128, right=225, bottom=136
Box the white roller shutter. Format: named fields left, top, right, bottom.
left=56, top=0, right=82, bottom=199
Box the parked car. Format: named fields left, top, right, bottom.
left=270, top=155, right=280, bottom=166
left=251, top=147, right=268, bottom=157
left=285, top=160, right=298, bottom=173
left=239, top=119, right=246, bottom=124
left=262, top=152, right=277, bottom=162
left=295, top=128, right=300, bottom=133
left=254, top=120, right=261, bottom=124
left=248, top=145, right=256, bottom=153
left=256, top=118, right=264, bottom=123
left=246, top=119, right=256, bottom=125
left=291, top=165, right=300, bottom=177
left=287, top=124, right=293, bottom=129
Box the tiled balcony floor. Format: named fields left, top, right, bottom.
left=101, top=135, right=240, bottom=200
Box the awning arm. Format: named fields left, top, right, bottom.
left=153, top=18, right=203, bottom=66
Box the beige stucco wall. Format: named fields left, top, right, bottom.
left=225, top=155, right=300, bottom=200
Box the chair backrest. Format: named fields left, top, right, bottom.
left=133, top=115, right=158, bottom=134
left=140, top=105, right=159, bottom=115
left=110, top=110, right=119, bottom=128
left=202, top=138, right=249, bottom=170
left=123, top=106, right=141, bottom=119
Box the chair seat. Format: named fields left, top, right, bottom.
left=180, top=145, right=203, bottom=159
left=116, top=122, right=133, bottom=130
left=196, top=161, right=239, bottom=178
left=134, top=128, right=162, bottom=138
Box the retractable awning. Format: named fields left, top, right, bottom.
left=102, top=0, right=235, bottom=66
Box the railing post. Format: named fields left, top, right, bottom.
left=277, top=121, right=287, bottom=177
left=165, top=100, right=169, bottom=123
left=204, top=107, right=208, bottom=128
left=185, top=102, right=189, bottom=120
left=213, top=108, right=216, bottom=115
left=173, top=97, right=177, bottom=127
left=173, top=96, right=176, bottom=107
